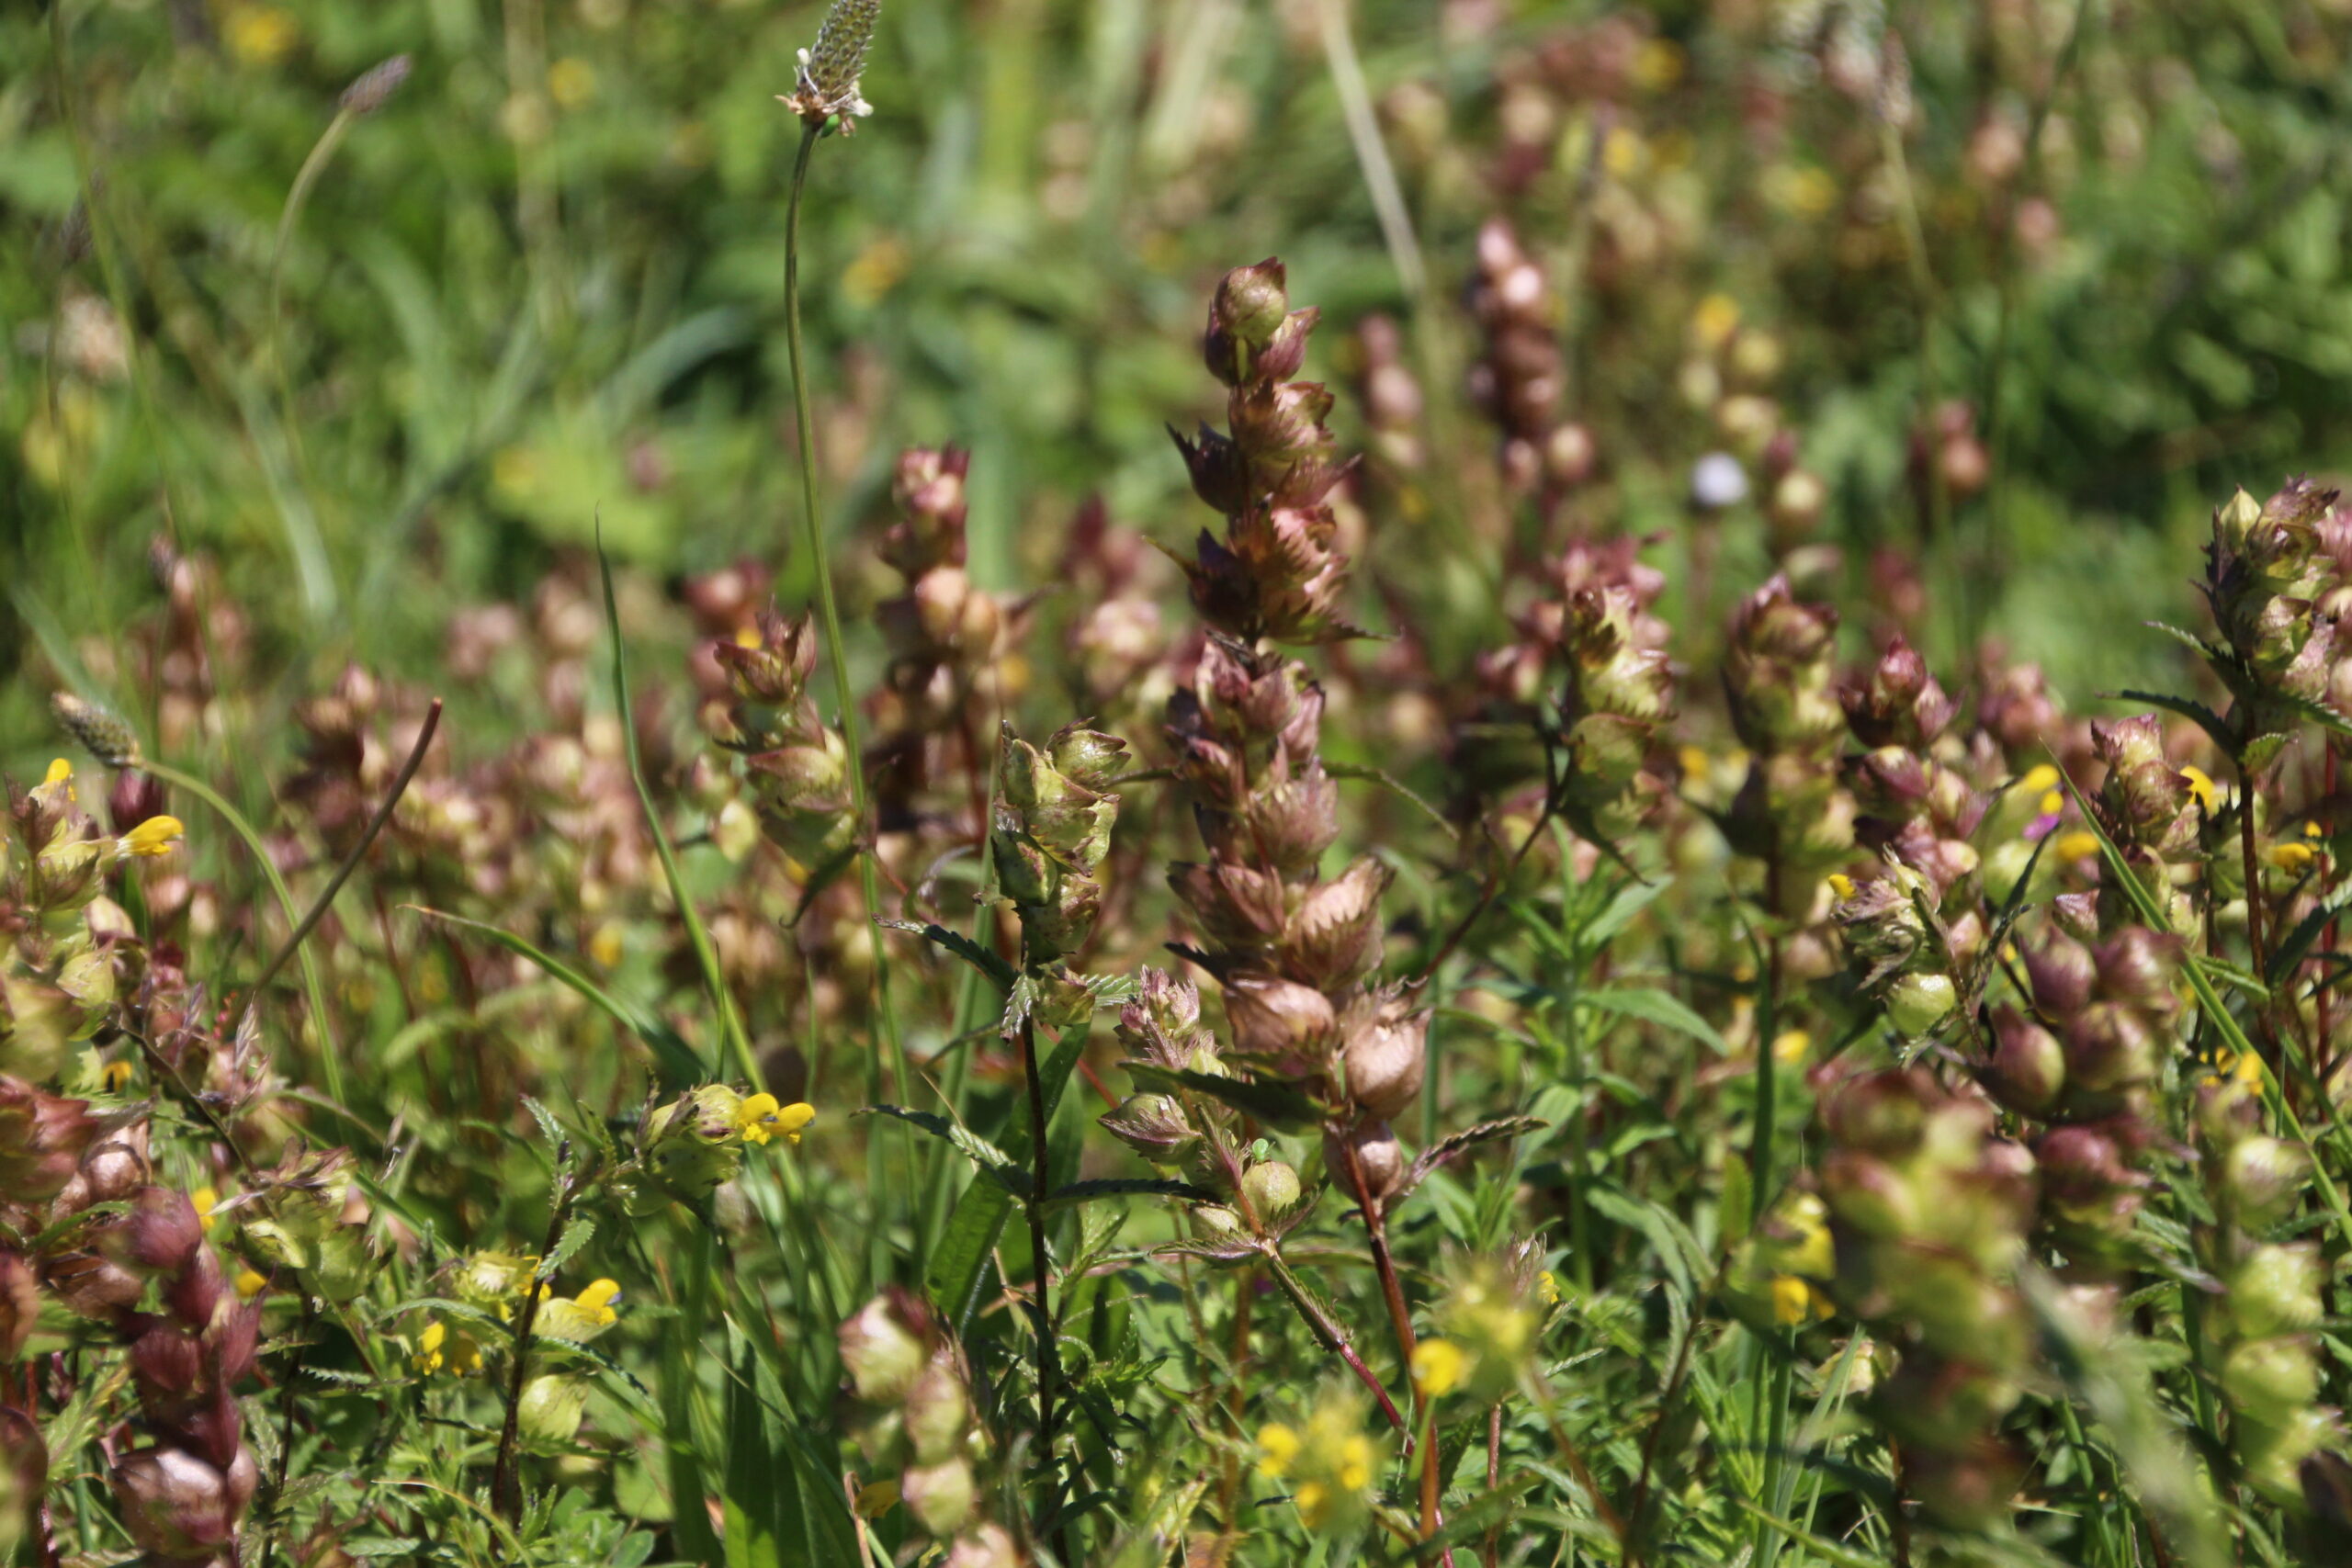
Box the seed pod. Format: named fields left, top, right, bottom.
left=901, top=1457, right=976, bottom=1536
left=1240, top=1159, right=1302, bottom=1216
left=839, top=1290, right=930, bottom=1405
left=902, top=1356, right=970, bottom=1466
left=1340, top=992, right=1427, bottom=1119
left=1326, top=1120, right=1403, bottom=1204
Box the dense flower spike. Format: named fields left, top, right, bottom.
left=782, top=0, right=878, bottom=129
left=1466, top=218, right=1590, bottom=499
left=1171, top=260, right=1359, bottom=646
left=1724, top=575, right=1857, bottom=915
left=710, top=608, right=857, bottom=872
left=1817, top=1069, right=2036, bottom=1529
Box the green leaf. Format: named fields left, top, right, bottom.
left=543, top=1217, right=596, bottom=1280
left=1040, top=1178, right=1216, bottom=1210
left=1581, top=987, right=1726, bottom=1055
left=2277, top=691, right=2352, bottom=739
left=405, top=906, right=707, bottom=1089
left=856, top=1104, right=1017, bottom=1172
left=2269, top=880, right=2352, bottom=985
left=1325, top=759, right=1459, bottom=840
left=927, top=1021, right=1091, bottom=1334
left=1720, top=1154, right=1753, bottom=1248
left=2142, top=621, right=2227, bottom=663
left=877, top=918, right=1018, bottom=989
left=1580, top=874, right=1672, bottom=950
left=1119, top=1062, right=1326, bottom=1131
left=1397, top=1116, right=1548, bottom=1201
left=599, top=534, right=757, bottom=1085
left=1415, top=1472, right=1542, bottom=1558
left=659, top=1229, right=724, bottom=1567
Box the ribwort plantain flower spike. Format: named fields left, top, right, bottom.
left=51, top=693, right=141, bottom=770
left=784, top=0, right=879, bottom=130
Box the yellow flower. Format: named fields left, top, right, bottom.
left=1771, top=1275, right=1831, bottom=1325
left=1775, top=1193, right=1835, bottom=1280
left=1762, top=164, right=1838, bottom=218
left=2018, top=763, right=2060, bottom=796
left=854, top=1479, right=899, bottom=1517
left=737, top=1093, right=816, bottom=1146
left=1537, top=1269, right=1560, bottom=1307
left=415, top=1319, right=449, bottom=1375
left=102, top=1059, right=135, bottom=1093
left=2052, top=830, right=2102, bottom=863
left=548, top=57, right=597, bottom=109
left=1601, top=127, right=1646, bottom=179
left=43, top=758, right=73, bottom=792
left=2179, top=765, right=2219, bottom=814
left=1292, top=1480, right=1331, bottom=1527
left=235, top=1269, right=268, bottom=1299
left=1771, top=1029, right=1811, bottom=1066
left=1693, top=293, right=1741, bottom=352
left=536, top=1278, right=625, bottom=1343
left=192, top=1187, right=220, bottom=1231
left=119, top=816, right=186, bottom=859
left=574, top=1278, right=623, bottom=1326
left=1826, top=874, right=1854, bottom=901
left=2267, top=841, right=2318, bottom=874
left=1255, top=1422, right=1300, bottom=1480
left=1632, top=39, right=1685, bottom=93
left=1335, top=1434, right=1374, bottom=1492
left=2039, top=791, right=2064, bottom=817
left=1409, top=1338, right=1467, bottom=1401
left=2308, top=821, right=2325, bottom=839
left=222, top=4, right=298, bottom=68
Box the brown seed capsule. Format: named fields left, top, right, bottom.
left=1327, top=1119, right=1404, bottom=1204
left=1340, top=992, right=1428, bottom=1120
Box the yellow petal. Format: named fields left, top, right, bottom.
left=1409, top=1337, right=1466, bottom=1399
left=122, top=815, right=186, bottom=858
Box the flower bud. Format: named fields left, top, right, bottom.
left=840, top=1290, right=930, bottom=1406
left=1884, top=972, right=1956, bottom=1037
left=944, top=1523, right=1021, bottom=1568
left=112, top=1444, right=257, bottom=1558
left=1204, top=260, right=1292, bottom=385
left=1045, top=724, right=1128, bottom=793
left=2231, top=1244, right=2324, bottom=1340
left=1240, top=1160, right=1302, bottom=1216
left=1984, top=1010, right=2065, bottom=1113
left=902, top=1457, right=976, bottom=1536
left=2222, top=1337, right=2320, bottom=1422
left=902, top=1357, right=970, bottom=1465
left=519, top=1373, right=589, bottom=1445
left=2222, top=1136, right=2312, bottom=1229
left=1099, top=1095, right=1199, bottom=1167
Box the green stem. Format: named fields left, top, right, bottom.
left=1017, top=1011, right=1070, bottom=1559
left=782, top=120, right=912, bottom=1113
left=142, top=759, right=345, bottom=1108
left=262, top=106, right=355, bottom=622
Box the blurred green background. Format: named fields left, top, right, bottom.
left=6, top=0, right=2352, bottom=768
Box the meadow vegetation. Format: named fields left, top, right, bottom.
left=7, top=2, right=2352, bottom=1564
